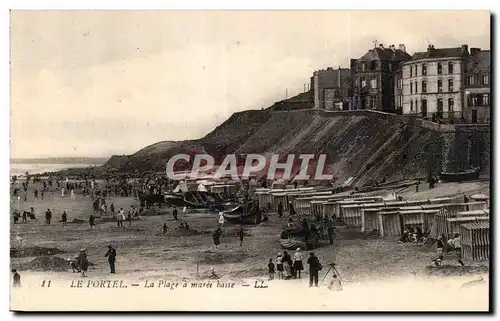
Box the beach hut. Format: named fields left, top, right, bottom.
left=446, top=216, right=489, bottom=236
left=310, top=200, right=325, bottom=218
left=340, top=204, right=364, bottom=227
left=271, top=192, right=288, bottom=211
left=428, top=197, right=453, bottom=205
left=255, top=190, right=272, bottom=210
left=470, top=194, right=489, bottom=208
left=361, top=208, right=381, bottom=232
left=333, top=200, right=375, bottom=218
left=455, top=209, right=489, bottom=218
left=384, top=200, right=408, bottom=209
left=322, top=201, right=337, bottom=219
left=460, top=221, right=490, bottom=261
left=405, top=199, right=430, bottom=206
left=377, top=211, right=401, bottom=236
left=467, top=201, right=488, bottom=211
left=442, top=203, right=470, bottom=217
left=398, top=210, right=425, bottom=231
left=294, top=197, right=312, bottom=216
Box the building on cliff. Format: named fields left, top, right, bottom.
left=398, top=44, right=470, bottom=121
left=311, top=67, right=352, bottom=110
left=463, top=49, right=490, bottom=123
left=351, top=44, right=411, bottom=112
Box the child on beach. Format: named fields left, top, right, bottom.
left=275, top=253, right=284, bottom=280
left=268, top=259, right=275, bottom=281
left=12, top=269, right=21, bottom=287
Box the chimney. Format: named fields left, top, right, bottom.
left=398, top=44, right=406, bottom=52
left=470, top=47, right=481, bottom=55
left=461, top=44, right=469, bottom=54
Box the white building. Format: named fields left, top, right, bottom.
left=399, top=44, right=470, bottom=119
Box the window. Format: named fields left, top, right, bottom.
left=389, top=63, right=392, bottom=71
left=468, top=75, right=475, bottom=85
left=355, top=77, right=360, bottom=86
left=448, top=98, right=454, bottom=112
left=422, top=63, right=427, bottom=76
left=370, top=78, right=377, bottom=89
left=438, top=79, right=443, bottom=92
left=482, top=74, right=489, bottom=85
left=448, top=62, right=454, bottom=74
left=415, top=82, right=418, bottom=93
left=398, top=79, right=403, bottom=90
left=483, top=94, right=489, bottom=105
left=371, top=61, right=378, bottom=70
left=361, top=77, right=366, bottom=88
left=471, top=96, right=478, bottom=106
left=399, top=96, right=402, bottom=108
left=410, top=65, right=413, bottom=77
left=415, top=65, right=418, bottom=76
left=361, top=63, right=366, bottom=72
left=422, top=80, right=427, bottom=93
left=448, top=79, right=454, bottom=92
left=437, top=62, right=442, bottom=75
left=410, top=82, right=413, bottom=94
left=410, top=100, right=413, bottom=112
left=415, top=100, right=418, bottom=112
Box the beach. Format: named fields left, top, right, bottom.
left=10, top=179, right=490, bottom=311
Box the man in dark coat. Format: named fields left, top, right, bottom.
left=277, top=202, right=283, bottom=218
left=237, top=227, right=244, bottom=246
left=307, top=252, right=321, bottom=287
left=105, top=245, right=117, bottom=274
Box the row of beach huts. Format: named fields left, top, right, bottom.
left=254, top=187, right=490, bottom=262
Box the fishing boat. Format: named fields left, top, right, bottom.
left=439, top=167, right=480, bottom=183
left=279, top=228, right=319, bottom=250
left=222, top=205, right=261, bottom=225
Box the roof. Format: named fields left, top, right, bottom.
left=411, top=46, right=467, bottom=60
left=358, top=46, right=411, bottom=62
left=467, top=50, right=490, bottom=73
left=447, top=216, right=489, bottom=222
left=461, top=221, right=490, bottom=230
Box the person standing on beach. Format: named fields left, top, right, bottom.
left=89, top=214, right=95, bottom=229
left=282, top=251, right=293, bottom=280
left=289, top=202, right=296, bottom=216
left=21, top=210, right=27, bottom=224
left=70, top=189, right=75, bottom=200
left=278, top=201, right=283, bottom=218
left=307, top=252, right=321, bottom=287
left=162, top=223, right=168, bottom=234
left=12, top=269, right=21, bottom=288
left=293, top=248, right=304, bottom=279
left=172, top=207, right=178, bottom=221
left=275, top=253, right=284, bottom=280
left=237, top=227, right=244, bottom=246
left=61, top=211, right=67, bottom=226
left=213, top=227, right=222, bottom=251
left=61, top=187, right=65, bottom=198
left=117, top=208, right=124, bottom=227
left=105, top=245, right=116, bottom=274
left=45, top=209, right=52, bottom=225
left=268, top=258, right=275, bottom=281
left=34, top=189, right=38, bottom=199
left=110, top=203, right=115, bottom=216
left=77, top=249, right=89, bottom=277
left=40, top=189, right=44, bottom=200
left=127, top=213, right=132, bottom=226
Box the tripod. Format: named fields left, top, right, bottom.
left=320, top=263, right=343, bottom=285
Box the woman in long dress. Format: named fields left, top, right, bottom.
left=77, top=249, right=89, bottom=277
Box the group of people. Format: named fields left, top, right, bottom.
left=399, top=226, right=428, bottom=244
left=68, top=245, right=117, bottom=277
left=432, top=234, right=465, bottom=267
left=268, top=250, right=337, bottom=288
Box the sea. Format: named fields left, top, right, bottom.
left=10, top=163, right=100, bottom=176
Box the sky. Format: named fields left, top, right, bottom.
left=10, top=11, right=490, bottom=159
